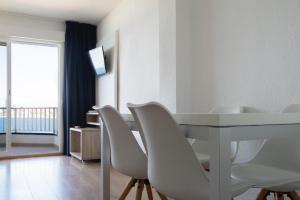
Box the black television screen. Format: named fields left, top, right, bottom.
left=89, top=46, right=106, bottom=76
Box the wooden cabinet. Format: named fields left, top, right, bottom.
left=70, top=127, right=100, bottom=161
left=86, top=111, right=101, bottom=126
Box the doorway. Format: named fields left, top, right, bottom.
left=0, top=39, right=62, bottom=157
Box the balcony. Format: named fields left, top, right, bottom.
left=0, top=107, right=59, bottom=155
left=0, top=107, right=58, bottom=135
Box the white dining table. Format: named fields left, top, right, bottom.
left=97, top=112, right=300, bottom=200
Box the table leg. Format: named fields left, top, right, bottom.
left=209, top=127, right=232, bottom=200
left=100, top=123, right=110, bottom=200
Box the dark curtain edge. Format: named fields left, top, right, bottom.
left=63, top=21, right=97, bottom=155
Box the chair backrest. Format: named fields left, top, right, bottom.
left=232, top=107, right=266, bottom=163
left=209, top=106, right=244, bottom=114
left=250, top=104, right=300, bottom=172
left=210, top=106, right=243, bottom=159
left=191, top=106, right=242, bottom=161
left=127, top=103, right=148, bottom=153
left=129, top=102, right=209, bottom=200
left=99, top=106, right=147, bottom=179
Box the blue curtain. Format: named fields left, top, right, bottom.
left=63, top=21, right=97, bottom=155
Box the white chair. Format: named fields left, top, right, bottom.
left=192, top=106, right=266, bottom=167
left=128, top=102, right=252, bottom=200
left=98, top=106, right=166, bottom=200
left=233, top=107, right=266, bottom=164
left=231, top=104, right=300, bottom=200
left=191, top=106, right=242, bottom=169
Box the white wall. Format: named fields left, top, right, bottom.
left=98, top=0, right=300, bottom=114
left=175, top=1, right=194, bottom=113
left=187, top=0, right=300, bottom=113
left=158, top=0, right=177, bottom=112
left=0, top=11, right=65, bottom=42
left=159, top=0, right=213, bottom=113
left=97, top=0, right=159, bottom=113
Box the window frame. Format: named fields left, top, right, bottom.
left=0, top=37, right=64, bottom=156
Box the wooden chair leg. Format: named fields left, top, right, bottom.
left=144, top=179, right=153, bottom=200
left=135, top=180, right=145, bottom=200
left=256, top=189, right=270, bottom=200
left=276, top=193, right=284, bottom=200
left=288, top=191, right=300, bottom=200
left=157, top=191, right=168, bottom=200
left=119, top=178, right=137, bottom=200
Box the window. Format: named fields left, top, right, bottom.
left=11, top=42, right=59, bottom=135
left=11, top=42, right=59, bottom=108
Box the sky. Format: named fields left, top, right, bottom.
left=0, top=43, right=59, bottom=108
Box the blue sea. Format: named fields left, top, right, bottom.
left=0, top=117, right=56, bottom=134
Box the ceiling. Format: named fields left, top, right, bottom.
left=0, top=0, right=122, bottom=24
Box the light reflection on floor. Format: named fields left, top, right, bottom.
left=0, top=144, right=59, bottom=156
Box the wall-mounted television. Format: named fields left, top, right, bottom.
left=89, top=46, right=106, bottom=76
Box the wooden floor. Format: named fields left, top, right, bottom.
left=0, top=156, right=164, bottom=200
left=0, top=144, right=59, bottom=158
left=0, top=156, right=298, bottom=200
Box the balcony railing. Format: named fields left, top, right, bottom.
left=0, top=107, right=58, bottom=135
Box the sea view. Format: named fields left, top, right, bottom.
left=0, top=117, right=57, bottom=134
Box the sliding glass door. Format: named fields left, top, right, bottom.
left=11, top=42, right=59, bottom=135
left=0, top=38, right=62, bottom=157
left=0, top=41, right=10, bottom=154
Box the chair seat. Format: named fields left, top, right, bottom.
left=201, top=170, right=252, bottom=197
left=195, top=152, right=210, bottom=162
left=195, top=152, right=210, bottom=171
left=204, top=172, right=252, bottom=198
left=231, top=178, right=254, bottom=197
left=232, top=163, right=300, bottom=190
left=267, top=181, right=300, bottom=193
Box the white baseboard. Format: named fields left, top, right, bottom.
left=12, top=134, right=58, bottom=145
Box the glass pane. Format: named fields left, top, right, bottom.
left=0, top=44, right=7, bottom=152
left=11, top=43, right=59, bottom=136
